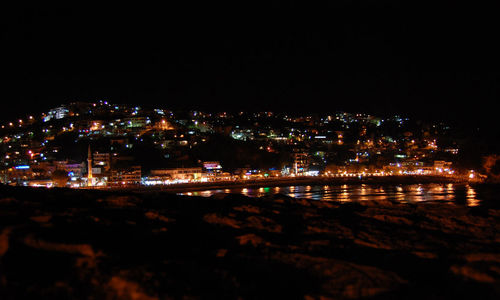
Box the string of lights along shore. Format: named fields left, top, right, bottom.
left=0, top=100, right=483, bottom=188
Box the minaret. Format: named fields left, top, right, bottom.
left=87, top=144, right=93, bottom=187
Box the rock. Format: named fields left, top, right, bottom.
left=203, top=213, right=241, bottom=229
left=216, top=249, right=228, bottom=257
left=30, top=215, right=52, bottom=223
left=273, top=253, right=407, bottom=299
left=236, top=234, right=265, bottom=247
left=233, top=205, right=261, bottom=214
left=106, top=276, right=158, bottom=300
left=23, top=235, right=96, bottom=257
left=144, top=211, right=174, bottom=223
left=450, top=265, right=496, bottom=283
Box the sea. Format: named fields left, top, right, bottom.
left=178, top=183, right=498, bottom=207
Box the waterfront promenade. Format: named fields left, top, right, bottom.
left=94, top=174, right=477, bottom=193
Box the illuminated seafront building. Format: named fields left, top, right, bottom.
left=203, top=161, right=223, bottom=180
left=110, top=166, right=142, bottom=186
left=293, top=152, right=308, bottom=175
left=148, top=168, right=203, bottom=182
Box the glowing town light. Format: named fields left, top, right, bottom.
left=15, top=165, right=30, bottom=169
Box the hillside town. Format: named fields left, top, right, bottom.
left=0, top=101, right=475, bottom=188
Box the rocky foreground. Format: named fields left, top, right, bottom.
left=0, top=186, right=499, bottom=299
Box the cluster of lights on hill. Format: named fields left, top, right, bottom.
left=0, top=101, right=480, bottom=188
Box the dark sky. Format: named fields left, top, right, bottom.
left=1, top=3, right=498, bottom=124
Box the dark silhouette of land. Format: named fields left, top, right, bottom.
left=0, top=185, right=499, bottom=299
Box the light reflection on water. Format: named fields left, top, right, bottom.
left=178, top=183, right=482, bottom=206
left=466, top=185, right=479, bottom=207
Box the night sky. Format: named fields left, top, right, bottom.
left=1, top=3, right=498, bottom=125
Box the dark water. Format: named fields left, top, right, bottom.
left=178, top=183, right=493, bottom=207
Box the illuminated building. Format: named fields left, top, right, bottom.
left=155, top=119, right=174, bottom=130
left=93, top=152, right=111, bottom=171
left=89, top=120, right=104, bottom=132
left=124, top=117, right=148, bottom=129
left=203, top=161, right=223, bottom=180
left=293, top=152, right=308, bottom=175
left=110, top=166, right=142, bottom=186
left=43, top=106, right=69, bottom=122
left=54, top=160, right=86, bottom=178
left=150, top=167, right=202, bottom=181
left=434, top=160, right=452, bottom=173
left=7, top=165, right=33, bottom=185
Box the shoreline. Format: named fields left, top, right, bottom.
left=97, top=175, right=473, bottom=193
